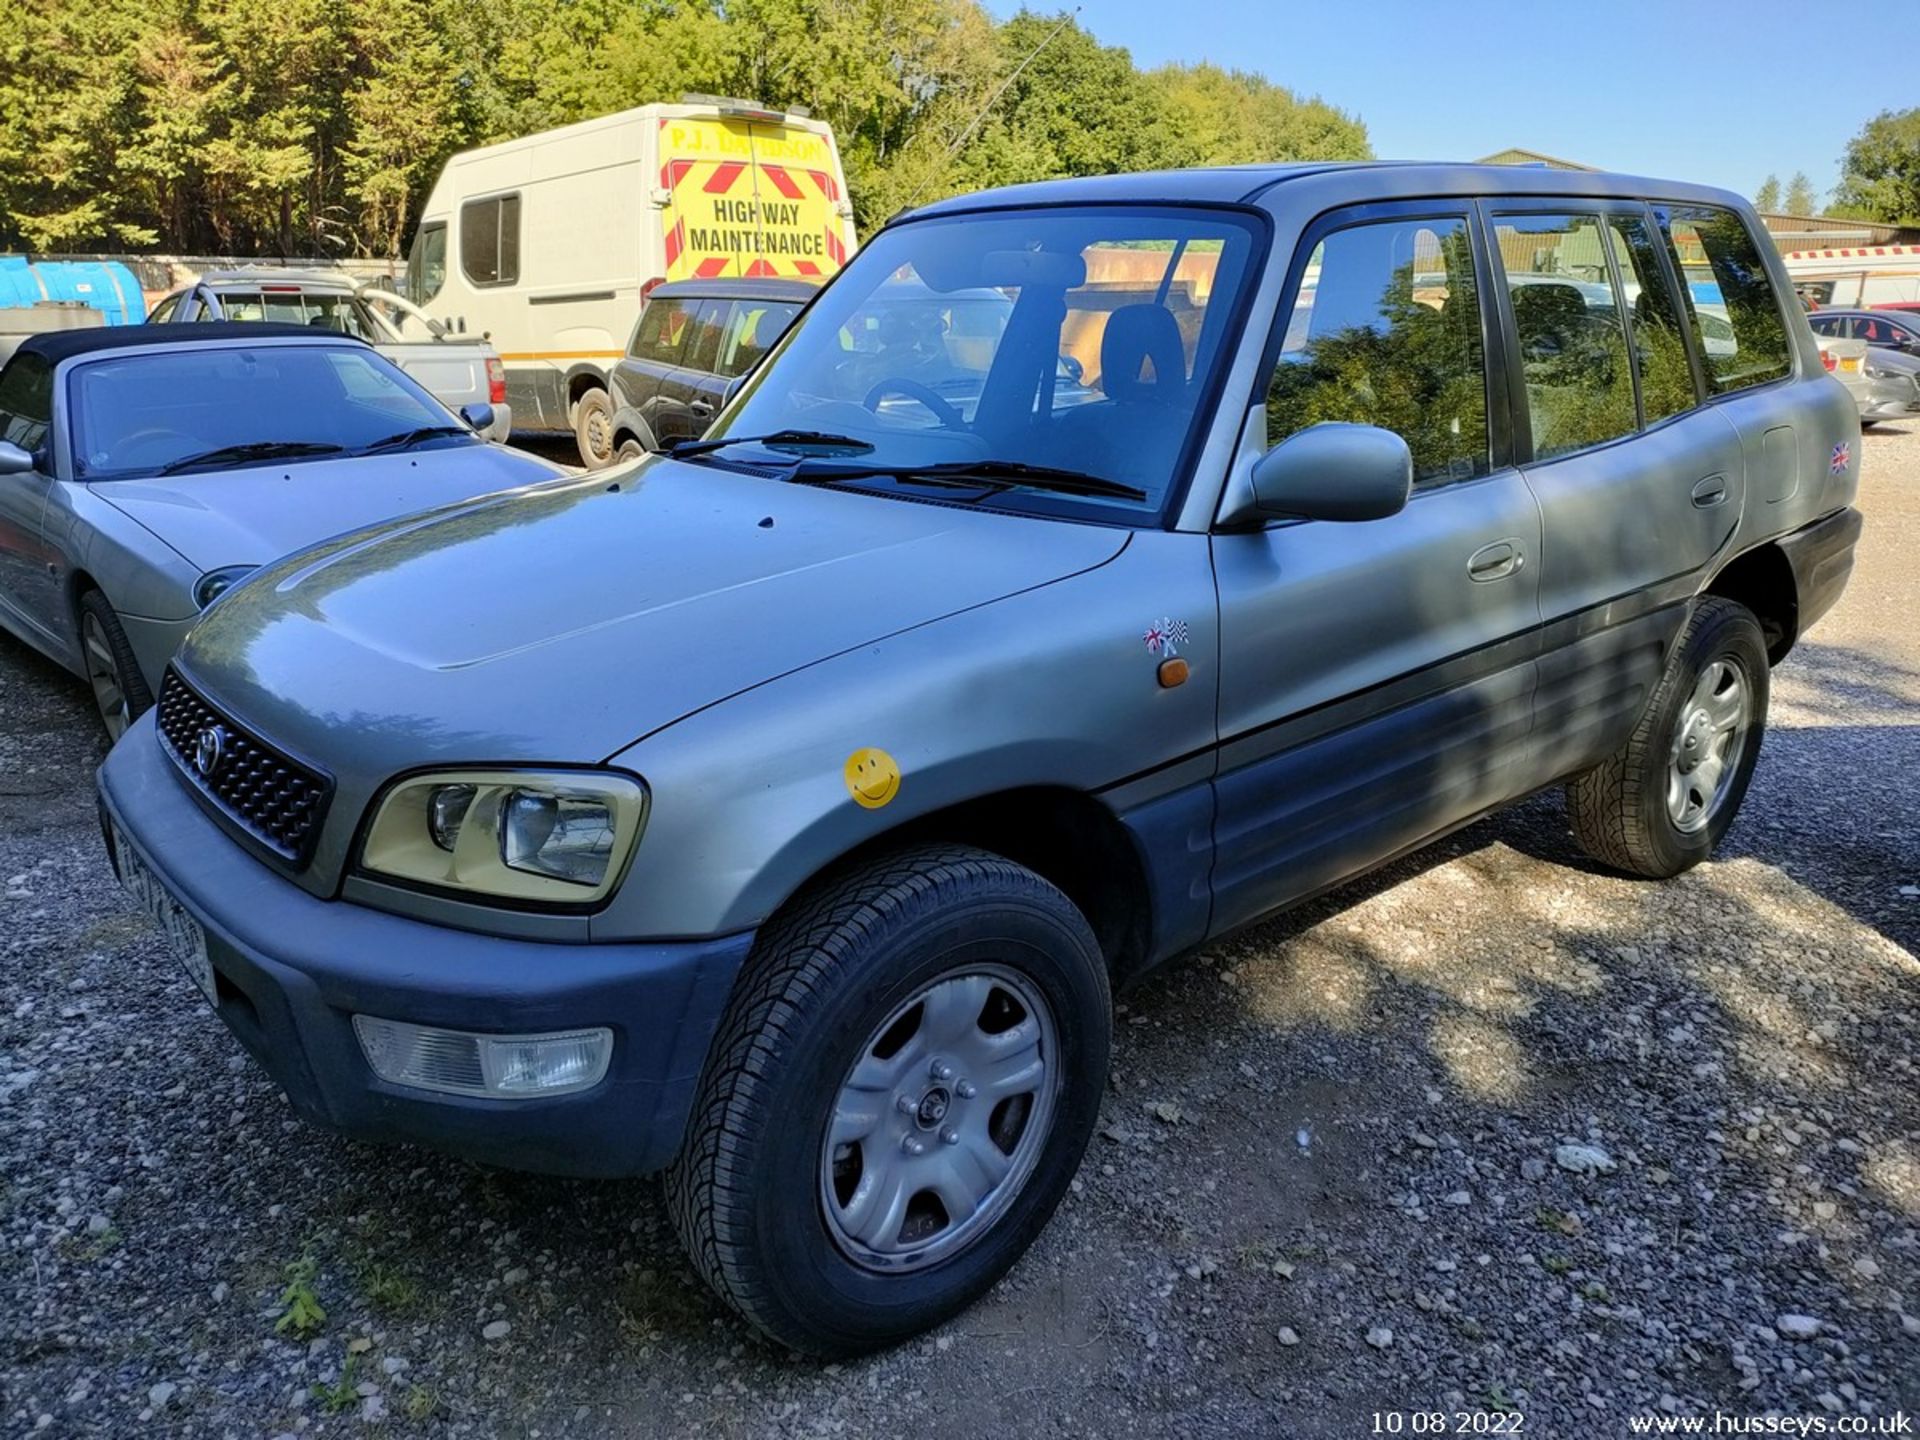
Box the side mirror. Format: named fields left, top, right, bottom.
left=1058, top=353, right=1085, bottom=385
left=721, top=373, right=749, bottom=407
left=458, top=402, right=495, bottom=434
left=0, top=440, right=36, bottom=476
left=1248, top=423, right=1412, bottom=523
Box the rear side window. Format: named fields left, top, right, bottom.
left=630, top=299, right=693, bottom=363
left=1606, top=214, right=1698, bottom=423
left=1265, top=214, right=1490, bottom=486
left=1494, top=214, right=1638, bottom=460
left=1658, top=205, right=1791, bottom=393
left=1806, top=314, right=1846, bottom=337
left=0, top=353, right=52, bottom=452
left=461, top=195, right=521, bottom=287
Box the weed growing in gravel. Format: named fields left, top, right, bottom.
left=83, top=1225, right=121, bottom=1260
left=1541, top=1254, right=1573, bottom=1275
left=358, top=1262, right=420, bottom=1315
left=275, top=1252, right=327, bottom=1338
left=311, top=1355, right=358, bottom=1414
left=1535, top=1206, right=1582, bottom=1236
left=404, top=1384, right=438, bottom=1422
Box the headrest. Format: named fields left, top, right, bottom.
left=1100, top=305, right=1186, bottom=404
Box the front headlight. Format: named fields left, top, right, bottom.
left=194, top=565, right=257, bottom=609
left=360, top=769, right=647, bottom=905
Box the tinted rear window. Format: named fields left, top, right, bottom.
left=1658, top=205, right=1791, bottom=394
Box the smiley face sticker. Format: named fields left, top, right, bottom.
left=844, top=747, right=902, bottom=809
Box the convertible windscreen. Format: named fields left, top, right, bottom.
left=70, top=346, right=470, bottom=479
left=706, top=206, right=1263, bottom=520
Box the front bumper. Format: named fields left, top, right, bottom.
left=98, top=715, right=752, bottom=1178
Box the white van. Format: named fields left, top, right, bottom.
left=403, top=97, right=856, bottom=463
left=1782, top=244, right=1920, bottom=309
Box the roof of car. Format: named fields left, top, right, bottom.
left=1814, top=308, right=1917, bottom=320
left=189, top=267, right=360, bottom=290
left=648, top=277, right=821, bottom=304
left=12, top=322, right=367, bottom=366
left=902, top=161, right=1748, bottom=221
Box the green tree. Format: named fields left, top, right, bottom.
left=1753, top=174, right=1781, bottom=211
left=1783, top=171, right=1816, bottom=217
left=1148, top=62, right=1370, bottom=168
left=341, top=0, right=461, bottom=256
left=1834, top=107, right=1920, bottom=224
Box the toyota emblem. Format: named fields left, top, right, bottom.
left=194, top=724, right=229, bottom=779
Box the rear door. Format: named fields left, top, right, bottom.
left=655, top=301, right=731, bottom=443
left=611, top=297, right=694, bottom=443
left=658, top=115, right=852, bottom=282
left=1209, top=202, right=1545, bottom=934
left=1485, top=200, right=1749, bottom=782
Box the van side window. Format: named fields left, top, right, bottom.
left=1607, top=215, right=1699, bottom=423
left=461, top=196, right=521, bottom=288
left=1657, top=205, right=1791, bottom=393
left=1264, top=215, right=1490, bottom=487
left=1493, top=213, right=1638, bottom=461
left=631, top=299, right=692, bottom=363
left=409, top=223, right=447, bottom=304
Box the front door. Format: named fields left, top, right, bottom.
left=656, top=300, right=731, bottom=443
left=1209, top=203, right=1544, bottom=935
left=0, top=353, right=66, bottom=660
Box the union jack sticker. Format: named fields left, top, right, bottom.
left=1143, top=617, right=1189, bottom=658
left=1830, top=441, right=1851, bottom=475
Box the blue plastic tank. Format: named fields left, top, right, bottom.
left=0, top=257, right=146, bottom=325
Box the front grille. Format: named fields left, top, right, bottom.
left=155, top=670, right=331, bottom=865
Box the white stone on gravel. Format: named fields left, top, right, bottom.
left=1776, top=1314, right=1823, bottom=1340
left=1276, top=1327, right=1300, bottom=1347
left=1554, top=1143, right=1616, bottom=1176
left=1366, top=1326, right=1393, bottom=1349
left=146, top=1382, right=176, bottom=1409
left=482, top=1319, right=511, bottom=1341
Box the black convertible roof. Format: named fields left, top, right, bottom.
left=11, top=321, right=366, bottom=367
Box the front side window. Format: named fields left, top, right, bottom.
left=631, top=299, right=693, bottom=363
left=0, top=353, right=53, bottom=452
left=1658, top=205, right=1791, bottom=393
left=408, top=223, right=447, bottom=304
left=1858, top=314, right=1919, bottom=348
left=1495, top=213, right=1638, bottom=461
left=1265, top=215, right=1490, bottom=485
left=69, top=345, right=465, bottom=479
left=711, top=206, right=1263, bottom=521
left=681, top=301, right=729, bottom=374
left=1607, top=214, right=1698, bottom=423
left=718, top=300, right=800, bottom=376
left=461, top=196, right=521, bottom=287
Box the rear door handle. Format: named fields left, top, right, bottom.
left=1467, top=540, right=1522, bottom=582
left=1691, top=475, right=1728, bottom=507
left=689, top=400, right=715, bottom=418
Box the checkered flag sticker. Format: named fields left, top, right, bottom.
left=1143, top=617, right=1190, bottom=657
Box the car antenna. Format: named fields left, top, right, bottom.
left=903, top=7, right=1081, bottom=211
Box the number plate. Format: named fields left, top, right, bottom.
left=1839, top=356, right=1861, bottom=373
left=113, top=824, right=215, bottom=1004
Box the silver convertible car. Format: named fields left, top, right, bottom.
left=0, top=323, right=561, bottom=736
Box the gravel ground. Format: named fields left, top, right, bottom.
left=3, top=426, right=1917, bottom=1438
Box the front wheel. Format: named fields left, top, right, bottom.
left=664, top=844, right=1110, bottom=1356
left=1566, top=596, right=1769, bottom=878
left=78, top=590, right=152, bottom=742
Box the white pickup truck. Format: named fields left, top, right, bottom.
left=147, top=268, right=512, bottom=440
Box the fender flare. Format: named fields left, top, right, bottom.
left=562, top=361, right=611, bottom=412
left=607, top=405, right=658, bottom=453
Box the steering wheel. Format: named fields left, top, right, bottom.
left=109, top=428, right=195, bottom=466
left=862, top=378, right=966, bottom=430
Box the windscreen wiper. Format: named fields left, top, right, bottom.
left=792, top=457, right=1148, bottom=502
left=158, top=441, right=345, bottom=475
left=359, top=425, right=473, bottom=454
left=668, top=429, right=875, bottom=459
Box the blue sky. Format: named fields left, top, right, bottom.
left=993, top=0, right=1903, bottom=204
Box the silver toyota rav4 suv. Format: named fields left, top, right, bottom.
left=99, top=163, right=1862, bottom=1355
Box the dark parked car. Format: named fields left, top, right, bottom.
left=596, top=278, right=817, bottom=468
left=1807, top=307, right=1920, bottom=355
left=1807, top=308, right=1920, bottom=423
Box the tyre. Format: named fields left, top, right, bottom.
left=616, top=436, right=647, bottom=463
left=1566, top=596, right=1769, bottom=878
left=665, top=844, right=1110, bottom=1357
left=572, top=386, right=616, bottom=470
left=78, top=589, right=153, bottom=742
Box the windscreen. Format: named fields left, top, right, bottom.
left=712, top=206, right=1263, bottom=520
left=70, top=345, right=463, bottom=479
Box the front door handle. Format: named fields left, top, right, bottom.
left=1691, top=475, right=1728, bottom=508
left=689, top=400, right=714, bottom=418
left=1467, top=540, right=1523, bottom=582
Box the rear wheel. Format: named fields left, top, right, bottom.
left=77, top=590, right=152, bottom=742
left=664, top=844, right=1110, bottom=1356
left=1566, top=596, right=1768, bottom=878
left=573, top=386, right=616, bottom=470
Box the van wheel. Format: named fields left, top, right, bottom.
left=664, top=844, right=1110, bottom=1357
left=1566, top=596, right=1768, bottom=878
left=573, top=387, right=616, bottom=470
left=78, top=589, right=152, bottom=742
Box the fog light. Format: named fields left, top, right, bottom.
left=352, top=1016, right=612, bottom=1098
